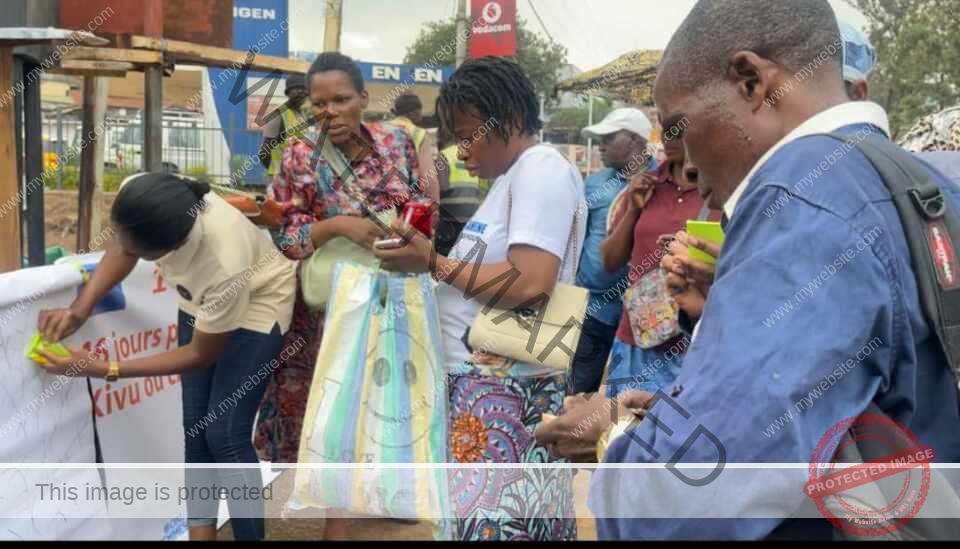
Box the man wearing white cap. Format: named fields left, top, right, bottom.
left=570, top=108, right=656, bottom=394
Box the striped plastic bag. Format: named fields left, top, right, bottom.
left=290, top=262, right=449, bottom=520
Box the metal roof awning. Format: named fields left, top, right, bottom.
left=0, top=27, right=108, bottom=46
left=556, top=49, right=662, bottom=106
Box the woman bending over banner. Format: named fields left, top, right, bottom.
left=34, top=172, right=297, bottom=542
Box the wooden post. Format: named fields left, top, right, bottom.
left=144, top=64, right=163, bottom=172
left=455, top=0, right=467, bottom=67
left=78, top=76, right=108, bottom=253
left=23, top=61, right=45, bottom=266
left=0, top=48, right=21, bottom=272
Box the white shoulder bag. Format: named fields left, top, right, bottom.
left=466, top=181, right=588, bottom=372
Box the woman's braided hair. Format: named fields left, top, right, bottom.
left=436, top=56, right=542, bottom=144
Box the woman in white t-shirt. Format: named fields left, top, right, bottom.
left=375, top=56, right=586, bottom=541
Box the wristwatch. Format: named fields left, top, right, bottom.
left=105, top=360, right=120, bottom=382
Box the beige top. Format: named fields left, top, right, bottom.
left=155, top=192, right=296, bottom=335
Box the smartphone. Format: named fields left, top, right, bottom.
left=685, top=220, right=725, bottom=265
left=373, top=238, right=404, bottom=250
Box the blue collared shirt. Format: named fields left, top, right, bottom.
left=918, top=151, right=960, bottom=187
left=590, top=124, right=960, bottom=539
left=576, top=168, right=632, bottom=326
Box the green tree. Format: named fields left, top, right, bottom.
left=403, top=18, right=568, bottom=104
left=544, top=98, right=614, bottom=144
left=846, top=0, right=960, bottom=137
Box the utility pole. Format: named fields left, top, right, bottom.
left=323, top=0, right=343, bottom=52
left=539, top=93, right=545, bottom=142
left=585, top=95, right=594, bottom=176
left=78, top=76, right=109, bottom=253
left=455, top=0, right=468, bottom=67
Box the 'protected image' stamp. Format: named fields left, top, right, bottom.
left=805, top=413, right=934, bottom=537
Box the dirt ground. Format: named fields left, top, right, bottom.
left=218, top=470, right=599, bottom=541
left=44, top=190, right=117, bottom=254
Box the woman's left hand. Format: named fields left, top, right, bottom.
left=373, top=220, right=436, bottom=273
left=35, top=347, right=100, bottom=377
left=665, top=270, right=707, bottom=320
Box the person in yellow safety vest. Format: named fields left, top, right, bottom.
left=388, top=92, right=427, bottom=151
left=258, top=74, right=311, bottom=179
left=434, top=129, right=487, bottom=255
left=387, top=92, right=440, bottom=201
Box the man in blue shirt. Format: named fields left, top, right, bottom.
left=571, top=108, right=657, bottom=394
left=537, top=0, right=960, bottom=539
left=920, top=150, right=960, bottom=186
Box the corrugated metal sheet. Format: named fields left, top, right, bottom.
left=59, top=0, right=232, bottom=49
left=556, top=50, right=663, bottom=107
left=60, top=0, right=153, bottom=40
left=162, top=0, right=232, bottom=49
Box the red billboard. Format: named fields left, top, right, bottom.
left=469, top=0, right=517, bottom=58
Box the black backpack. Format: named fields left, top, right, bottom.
left=838, top=133, right=960, bottom=378
left=771, top=134, right=960, bottom=540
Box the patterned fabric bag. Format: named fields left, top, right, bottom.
left=623, top=203, right=710, bottom=349
left=623, top=268, right=681, bottom=349
left=290, top=262, right=449, bottom=520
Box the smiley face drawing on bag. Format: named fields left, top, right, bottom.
left=360, top=328, right=443, bottom=449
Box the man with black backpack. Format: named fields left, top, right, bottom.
left=537, top=0, right=960, bottom=540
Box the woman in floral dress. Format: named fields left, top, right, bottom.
left=253, top=51, right=423, bottom=540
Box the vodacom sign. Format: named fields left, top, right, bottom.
left=469, top=0, right=517, bottom=57
left=480, top=1, right=503, bottom=24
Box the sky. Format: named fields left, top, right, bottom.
left=288, top=0, right=871, bottom=72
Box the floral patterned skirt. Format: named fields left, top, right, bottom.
left=439, top=367, right=577, bottom=541
left=254, top=282, right=323, bottom=463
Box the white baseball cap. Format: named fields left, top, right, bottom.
left=581, top=108, right=653, bottom=140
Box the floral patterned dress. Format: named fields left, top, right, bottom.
left=254, top=121, right=422, bottom=463
left=442, top=366, right=577, bottom=541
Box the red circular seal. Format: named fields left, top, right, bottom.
left=805, top=413, right=934, bottom=537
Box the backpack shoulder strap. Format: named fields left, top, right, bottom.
left=823, top=132, right=960, bottom=391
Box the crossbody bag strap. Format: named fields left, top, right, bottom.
left=569, top=193, right=581, bottom=273
left=318, top=136, right=355, bottom=189
left=209, top=182, right=253, bottom=197
left=505, top=176, right=580, bottom=272
left=317, top=134, right=374, bottom=211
